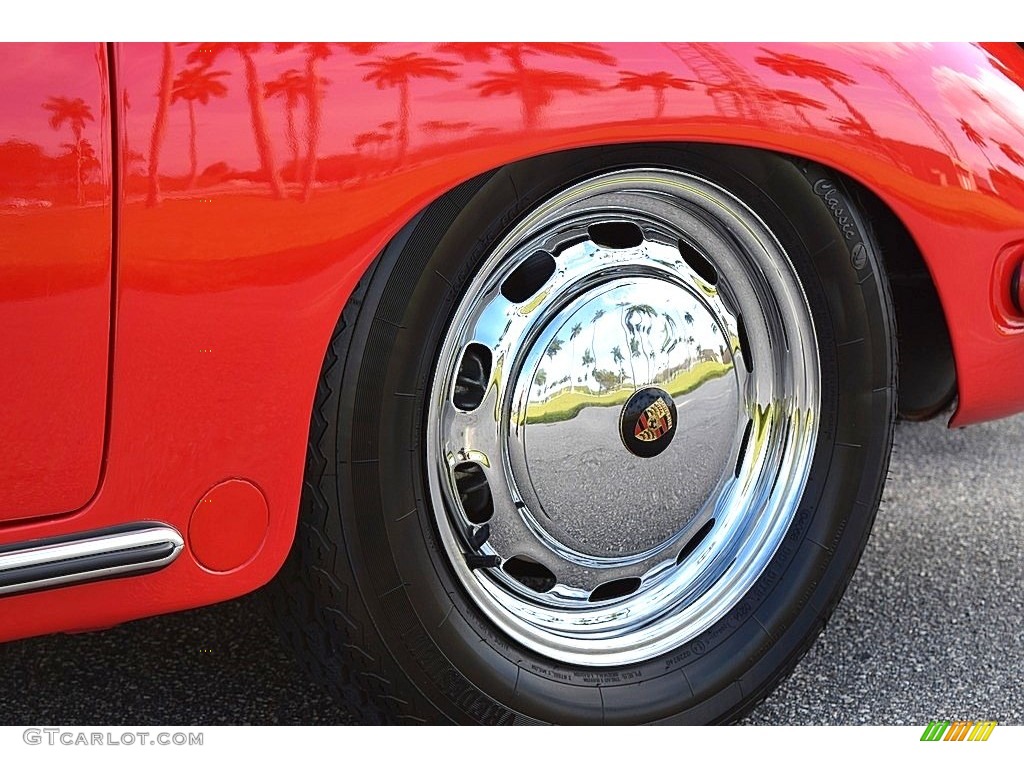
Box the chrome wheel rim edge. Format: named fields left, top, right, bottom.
left=426, top=168, right=821, bottom=667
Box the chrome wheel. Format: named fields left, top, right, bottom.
left=427, top=168, right=820, bottom=667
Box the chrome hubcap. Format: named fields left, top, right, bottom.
left=427, top=168, right=820, bottom=666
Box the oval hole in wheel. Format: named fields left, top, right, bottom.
left=503, top=556, right=556, bottom=593
left=501, top=250, right=555, bottom=303
left=453, top=462, right=493, bottom=524
left=676, top=519, right=716, bottom=566
left=588, top=221, right=644, bottom=249
left=735, top=419, right=753, bottom=477
left=589, top=577, right=642, bottom=602
left=678, top=238, right=718, bottom=285
left=736, top=315, right=753, bottom=373
left=453, top=343, right=491, bottom=411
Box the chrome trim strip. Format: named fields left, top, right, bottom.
left=0, top=524, right=184, bottom=596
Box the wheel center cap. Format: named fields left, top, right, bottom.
left=507, top=275, right=740, bottom=559
left=620, top=387, right=678, bottom=458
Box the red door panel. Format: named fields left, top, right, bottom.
left=0, top=43, right=112, bottom=521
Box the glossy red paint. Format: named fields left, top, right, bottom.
left=1, top=42, right=1023, bottom=642
left=0, top=43, right=112, bottom=521
left=188, top=479, right=269, bottom=573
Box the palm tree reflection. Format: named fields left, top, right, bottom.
left=755, top=49, right=862, bottom=118
left=42, top=95, right=94, bottom=205
left=359, top=53, right=458, bottom=162
left=755, top=49, right=897, bottom=164
left=147, top=43, right=174, bottom=206
left=439, top=43, right=615, bottom=129
left=527, top=297, right=731, bottom=426
left=568, top=322, right=582, bottom=390
left=188, top=43, right=284, bottom=198
left=769, top=89, right=826, bottom=129
left=616, top=70, right=693, bottom=119
left=171, top=66, right=228, bottom=188
left=996, top=140, right=1024, bottom=167
left=264, top=68, right=307, bottom=181
left=959, top=118, right=986, bottom=148
left=274, top=43, right=378, bottom=200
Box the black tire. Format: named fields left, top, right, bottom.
left=267, top=144, right=896, bottom=724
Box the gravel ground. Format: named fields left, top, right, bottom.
left=0, top=414, right=1021, bottom=725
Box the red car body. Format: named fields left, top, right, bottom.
left=1, top=42, right=1023, bottom=642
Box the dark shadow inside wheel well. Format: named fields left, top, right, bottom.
left=838, top=173, right=957, bottom=420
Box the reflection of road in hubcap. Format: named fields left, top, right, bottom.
left=621, top=387, right=677, bottom=458
left=515, top=277, right=739, bottom=559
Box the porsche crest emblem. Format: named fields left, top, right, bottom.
left=619, top=386, right=678, bottom=458
left=634, top=397, right=673, bottom=442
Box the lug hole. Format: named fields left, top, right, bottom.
left=587, top=221, right=644, bottom=249
left=735, top=419, right=753, bottom=478
left=589, top=577, right=642, bottom=602
left=676, top=519, right=716, bottom=566
left=453, top=462, right=493, bottom=524
left=503, top=556, right=556, bottom=593
left=453, top=343, right=491, bottom=411
left=678, top=239, right=719, bottom=285
left=736, top=315, right=753, bottom=373
left=501, top=250, right=556, bottom=303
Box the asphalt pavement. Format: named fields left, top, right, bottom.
left=1, top=413, right=1021, bottom=725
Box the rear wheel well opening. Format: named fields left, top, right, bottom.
left=830, top=171, right=956, bottom=421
